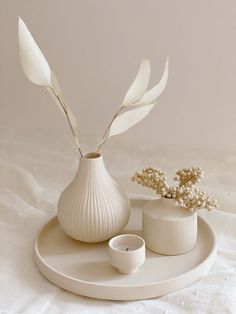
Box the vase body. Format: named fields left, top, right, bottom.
left=142, top=198, right=197, bottom=255
left=57, top=153, right=131, bottom=243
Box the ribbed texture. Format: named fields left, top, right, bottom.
left=57, top=155, right=130, bottom=243
left=143, top=199, right=197, bottom=255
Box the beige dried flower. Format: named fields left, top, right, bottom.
left=132, top=166, right=219, bottom=211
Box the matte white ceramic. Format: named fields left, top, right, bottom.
left=34, top=203, right=217, bottom=300
left=57, top=153, right=130, bottom=243
left=143, top=198, right=197, bottom=255
left=109, top=234, right=145, bottom=274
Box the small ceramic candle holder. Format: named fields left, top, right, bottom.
left=109, top=234, right=145, bottom=274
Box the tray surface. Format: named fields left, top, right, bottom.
left=34, top=200, right=217, bottom=300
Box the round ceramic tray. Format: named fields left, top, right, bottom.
left=34, top=199, right=217, bottom=300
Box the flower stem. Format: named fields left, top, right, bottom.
left=50, top=88, right=83, bottom=158
left=96, top=105, right=124, bottom=153
left=179, top=175, right=195, bottom=187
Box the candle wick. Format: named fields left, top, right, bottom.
left=126, top=248, right=129, bottom=251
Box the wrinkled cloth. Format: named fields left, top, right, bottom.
left=0, top=135, right=236, bottom=314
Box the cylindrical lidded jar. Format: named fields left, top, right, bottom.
left=142, top=198, right=197, bottom=255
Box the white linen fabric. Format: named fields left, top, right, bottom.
left=0, top=134, right=236, bottom=314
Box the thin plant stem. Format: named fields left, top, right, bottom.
left=96, top=105, right=125, bottom=153
left=50, top=88, right=83, bottom=158
left=179, top=175, right=196, bottom=187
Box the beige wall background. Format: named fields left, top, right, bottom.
left=1, top=0, right=236, bottom=154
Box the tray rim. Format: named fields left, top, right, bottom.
left=34, top=212, right=217, bottom=299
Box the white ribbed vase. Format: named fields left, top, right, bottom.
left=57, top=153, right=131, bottom=243
left=142, top=198, right=197, bottom=255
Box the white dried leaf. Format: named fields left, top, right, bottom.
left=123, top=59, right=151, bottom=106
left=18, top=17, right=51, bottom=86
left=18, top=17, right=81, bottom=153
left=108, top=103, right=155, bottom=138
left=135, top=57, right=169, bottom=106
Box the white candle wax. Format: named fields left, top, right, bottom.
left=116, top=244, right=140, bottom=251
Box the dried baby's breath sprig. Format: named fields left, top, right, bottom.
left=132, top=166, right=219, bottom=212
left=181, top=189, right=218, bottom=211
left=132, top=167, right=167, bottom=194
left=174, top=167, right=203, bottom=187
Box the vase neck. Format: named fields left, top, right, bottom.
left=76, top=153, right=107, bottom=177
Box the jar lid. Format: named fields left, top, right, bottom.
left=143, top=198, right=196, bottom=221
